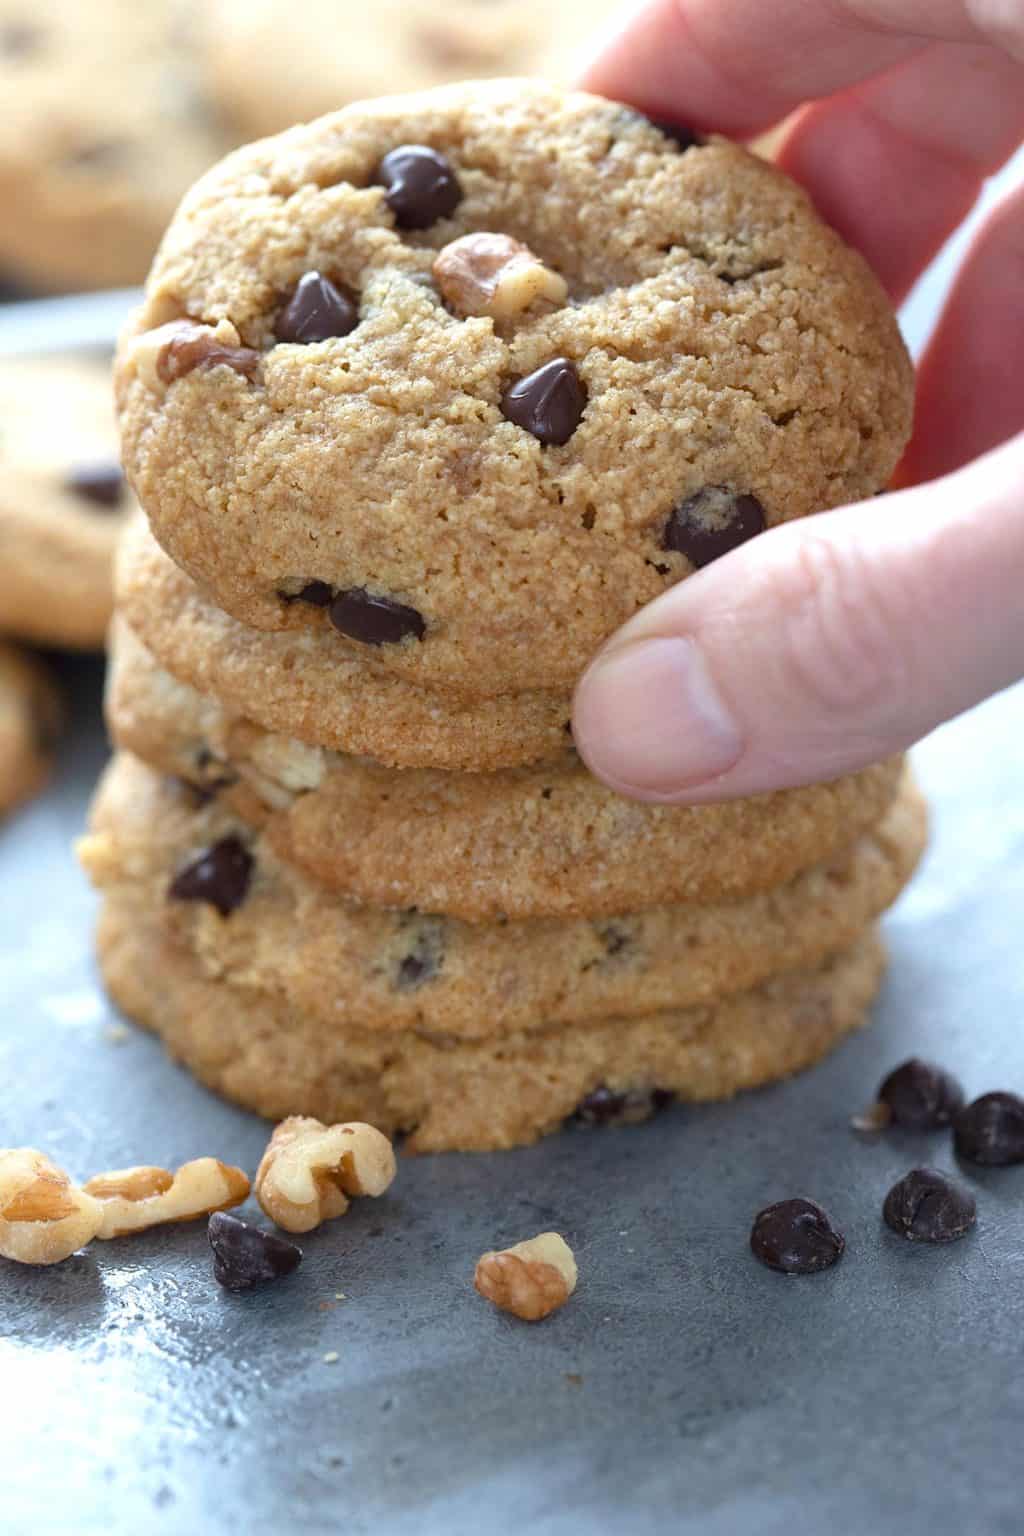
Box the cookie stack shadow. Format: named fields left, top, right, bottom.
left=80, top=513, right=926, bottom=1153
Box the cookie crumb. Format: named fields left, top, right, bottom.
left=323, top=1351, right=340, bottom=1364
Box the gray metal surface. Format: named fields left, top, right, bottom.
left=1, top=654, right=1023, bottom=1536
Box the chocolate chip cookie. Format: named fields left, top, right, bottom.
left=0, top=641, right=61, bottom=815
left=81, top=753, right=923, bottom=1041
left=108, top=617, right=911, bottom=920
left=116, top=79, right=913, bottom=698
left=0, top=358, right=134, bottom=649
left=0, top=0, right=236, bottom=289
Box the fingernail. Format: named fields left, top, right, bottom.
left=573, top=636, right=743, bottom=796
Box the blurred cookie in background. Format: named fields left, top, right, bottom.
left=0, top=641, right=62, bottom=816
left=0, top=0, right=236, bottom=290
left=0, top=355, right=134, bottom=649
left=206, top=0, right=623, bottom=139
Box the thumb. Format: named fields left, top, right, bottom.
left=572, top=432, right=1024, bottom=803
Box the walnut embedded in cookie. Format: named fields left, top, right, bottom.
left=433, top=233, right=568, bottom=319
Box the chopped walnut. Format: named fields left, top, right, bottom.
left=433, top=233, right=568, bottom=321
left=255, top=1117, right=397, bottom=1234
left=0, top=1148, right=103, bottom=1265
left=474, top=1231, right=578, bottom=1321
left=83, top=1157, right=250, bottom=1239
left=127, top=318, right=261, bottom=391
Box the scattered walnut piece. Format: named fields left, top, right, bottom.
left=83, top=1157, right=250, bottom=1239
left=127, top=318, right=261, bottom=391
left=474, top=1231, right=578, bottom=1322
left=433, top=233, right=568, bottom=321
left=255, top=1116, right=397, bottom=1234
left=0, top=1148, right=103, bottom=1266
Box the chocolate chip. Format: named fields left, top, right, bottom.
left=750, top=1198, right=845, bottom=1274
left=279, top=580, right=334, bottom=608
left=501, top=358, right=587, bottom=446
left=394, top=917, right=445, bottom=990
left=65, top=461, right=124, bottom=510
left=650, top=117, right=702, bottom=152
left=377, top=144, right=462, bottom=229
left=877, top=1057, right=965, bottom=1130
left=953, top=1092, right=1024, bottom=1166
left=329, top=588, right=425, bottom=646
left=168, top=836, right=253, bottom=917
left=208, top=1212, right=302, bottom=1292
left=156, top=322, right=261, bottom=386
left=573, top=1085, right=674, bottom=1126
left=664, top=487, right=766, bottom=567
left=882, top=1168, right=976, bottom=1244
left=275, top=271, right=358, bottom=344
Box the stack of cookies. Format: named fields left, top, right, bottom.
left=81, top=82, right=924, bottom=1152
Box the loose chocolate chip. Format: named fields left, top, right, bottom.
left=750, top=1197, right=845, bottom=1274
left=275, top=271, right=358, bottom=344
left=650, top=117, right=702, bottom=152
left=882, top=1167, right=976, bottom=1244
left=877, top=1057, right=965, bottom=1130
left=664, top=487, right=766, bottom=567
left=377, top=144, right=462, bottom=229
left=501, top=358, right=587, bottom=446
left=208, top=1212, right=302, bottom=1292
left=329, top=588, right=425, bottom=646
left=953, top=1092, right=1024, bottom=1166
left=168, top=836, right=253, bottom=917
left=279, top=580, right=334, bottom=608
left=573, top=1085, right=674, bottom=1126
left=394, top=916, right=445, bottom=990
left=65, top=461, right=124, bottom=510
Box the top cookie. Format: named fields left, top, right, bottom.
left=116, top=80, right=913, bottom=699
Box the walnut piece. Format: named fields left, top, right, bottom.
left=433, top=233, right=568, bottom=321
left=474, top=1231, right=578, bottom=1321
left=0, top=1148, right=103, bottom=1265
left=255, top=1116, right=397, bottom=1234
left=83, top=1157, right=250, bottom=1239
left=127, top=319, right=260, bottom=391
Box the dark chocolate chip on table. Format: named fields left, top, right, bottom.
left=664, top=487, right=766, bottom=567
left=877, top=1057, right=965, bottom=1130
left=275, top=271, right=359, bottom=344
left=750, top=1197, right=845, bottom=1274
left=376, top=144, right=462, bottom=229
left=953, top=1091, right=1024, bottom=1166
left=882, top=1168, right=976, bottom=1244
left=168, top=836, right=253, bottom=917
left=65, top=461, right=125, bottom=509
left=279, top=579, right=334, bottom=608
left=573, top=1085, right=674, bottom=1126
left=501, top=358, right=587, bottom=446
left=329, top=587, right=425, bottom=646
left=208, top=1212, right=302, bottom=1292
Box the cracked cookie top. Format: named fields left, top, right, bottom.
left=116, top=79, right=913, bottom=699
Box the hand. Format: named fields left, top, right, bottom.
left=572, top=0, right=1024, bottom=803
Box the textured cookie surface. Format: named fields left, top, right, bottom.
left=0, top=358, right=134, bottom=649
left=116, top=79, right=913, bottom=698
left=96, top=894, right=887, bottom=1153
left=116, top=517, right=572, bottom=772
left=81, top=752, right=922, bottom=1037
left=109, top=619, right=910, bottom=920
left=0, top=0, right=239, bottom=290
left=0, top=641, right=61, bottom=815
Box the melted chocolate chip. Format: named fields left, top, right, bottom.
left=65, top=461, right=124, bottom=509
left=573, top=1085, right=674, bottom=1126
left=280, top=580, right=334, bottom=608
left=168, top=836, right=253, bottom=917
left=882, top=1168, right=976, bottom=1244
left=377, top=144, right=462, bottom=229
left=664, top=487, right=766, bottom=567
left=650, top=117, right=702, bottom=152
left=329, top=588, right=425, bottom=646
left=877, top=1058, right=965, bottom=1130
left=501, top=358, right=587, bottom=446
left=953, top=1092, right=1024, bottom=1166
left=208, top=1212, right=302, bottom=1292
left=750, top=1197, right=845, bottom=1274
left=275, top=271, right=358, bottom=344
left=393, top=917, right=445, bottom=991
